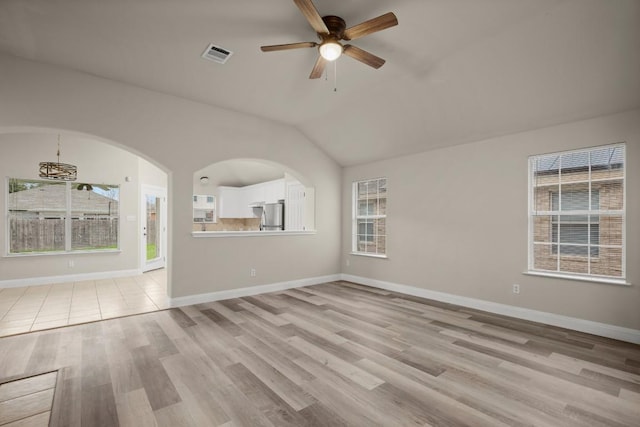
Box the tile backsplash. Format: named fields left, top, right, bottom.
left=193, top=218, right=261, bottom=232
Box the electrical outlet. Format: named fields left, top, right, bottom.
left=250, top=268, right=256, bottom=277
left=512, top=284, right=520, bottom=294
left=68, top=260, right=74, bottom=268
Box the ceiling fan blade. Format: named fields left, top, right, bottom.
left=293, top=0, right=329, bottom=34
left=309, top=55, right=327, bottom=79
left=261, top=42, right=317, bottom=52
left=343, top=45, right=385, bottom=69
left=343, top=12, right=398, bottom=41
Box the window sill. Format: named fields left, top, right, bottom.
left=192, top=230, right=316, bottom=238
left=523, top=270, right=630, bottom=286
left=350, top=252, right=388, bottom=259
left=4, top=249, right=122, bottom=258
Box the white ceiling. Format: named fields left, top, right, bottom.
left=1, top=0, right=638, bottom=166
left=195, top=159, right=286, bottom=188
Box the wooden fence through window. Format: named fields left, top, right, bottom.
left=10, top=219, right=119, bottom=252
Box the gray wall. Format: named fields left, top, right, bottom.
left=342, top=109, right=640, bottom=330
left=0, top=53, right=342, bottom=298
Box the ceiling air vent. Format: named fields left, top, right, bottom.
left=201, top=43, right=233, bottom=64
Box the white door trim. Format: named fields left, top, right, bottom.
left=141, top=184, right=167, bottom=272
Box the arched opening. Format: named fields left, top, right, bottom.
left=0, top=129, right=171, bottom=334
left=193, top=158, right=315, bottom=234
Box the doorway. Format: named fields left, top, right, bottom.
left=141, top=185, right=167, bottom=272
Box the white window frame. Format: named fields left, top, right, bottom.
left=527, top=144, right=626, bottom=284
left=193, top=194, right=217, bottom=224
left=351, top=177, right=387, bottom=258
left=6, top=178, right=121, bottom=255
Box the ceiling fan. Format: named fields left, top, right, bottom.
left=261, top=0, right=398, bottom=79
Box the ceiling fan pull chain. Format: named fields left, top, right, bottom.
left=334, top=60, right=338, bottom=92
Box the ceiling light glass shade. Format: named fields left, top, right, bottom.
left=319, top=41, right=343, bottom=61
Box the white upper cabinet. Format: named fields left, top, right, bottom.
left=264, top=179, right=285, bottom=203
left=245, top=183, right=266, bottom=206
left=218, top=186, right=248, bottom=218
left=218, top=178, right=287, bottom=219
left=245, top=179, right=285, bottom=205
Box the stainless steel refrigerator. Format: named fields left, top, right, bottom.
left=261, top=201, right=284, bottom=230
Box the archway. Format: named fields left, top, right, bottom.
left=0, top=129, right=172, bottom=333
left=193, top=158, right=315, bottom=233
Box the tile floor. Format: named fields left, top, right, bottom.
left=0, top=269, right=168, bottom=337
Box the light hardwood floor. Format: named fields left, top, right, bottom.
left=1, top=281, right=639, bottom=426
left=0, top=270, right=167, bottom=337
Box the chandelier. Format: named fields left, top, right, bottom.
left=39, top=135, right=77, bottom=181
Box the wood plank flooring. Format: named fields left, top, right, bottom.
left=1, top=280, right=639, bottom=426
left=0, top=371, right=57, bottom=426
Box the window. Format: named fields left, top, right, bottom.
left=352, top=178, right=386, bottom=256
left=193, top=194, right=216, bottom=223
left=529, top=144, right=625, bottom=280
left=7, top=178, right=120, bottom=254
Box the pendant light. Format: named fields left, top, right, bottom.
left=39, top=134, right=77, bottom=181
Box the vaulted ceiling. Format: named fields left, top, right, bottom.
left=1, top=0, right=638, bottom=166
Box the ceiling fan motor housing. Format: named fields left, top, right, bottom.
left=320, top=15, right=346, bottom=39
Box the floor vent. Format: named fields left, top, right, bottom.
left=201, top=43, right=233, bottom=64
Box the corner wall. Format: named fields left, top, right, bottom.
left=342, top=109, right=640, bottom=330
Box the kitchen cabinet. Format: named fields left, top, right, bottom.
left=218, top=186, right=250, bottom=218
left=217, top=178, right=286, bottom=218
left=264, top=179, right=285, bottom=203
left=244, top=183, right=265, bottom=206
left=244, top=179, right=284, bottom=205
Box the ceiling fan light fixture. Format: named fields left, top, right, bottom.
left=259, top=1, right=398, bottom=78
left=319, top=40, right=343, bottom=61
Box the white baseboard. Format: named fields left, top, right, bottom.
left=5, top=268, right=637, bottom=344
left=169, top=274, right=341, bottom=308
left=341, top=274, right=640, bottom=345
left=0, top=269, right=142, bottom=288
